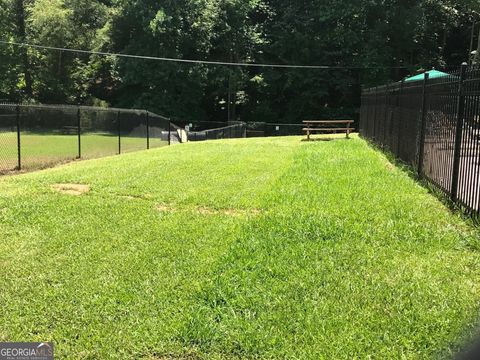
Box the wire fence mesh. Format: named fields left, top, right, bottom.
left=360, top=64, right=480, bottom=217
left=246, top=122, right=305, bottom=137
left=185, top=121, right=307, bottom=141
left=1, top=101, right=354, bottom=175
left=20, top=105, right=78, bottom=170
left=0, top=104, right=18, bottom=171
left=0, top=103, right=173, bottom=174
left=187, top=122, right=247, bottom=142
left=80, top=107, right=119, bottom=159
left=176, top=119, right=332, bottom=140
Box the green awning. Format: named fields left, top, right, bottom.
left=404, top=70, right=450, bottom=82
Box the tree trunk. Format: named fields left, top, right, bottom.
left=15, top=0, right=33, bottom=97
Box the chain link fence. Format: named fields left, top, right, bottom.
left=0, top=104, right=18, bottom=171
left=187, top=122, right=247, bottom=142
left=246, top=122, right=305, bottom=137
left=0, top=103, right=174, bottom=173
left=360, top=64, right=480, bottom=216
left=183, top=121, right=311, bottom=141
left=175, top=119, right=318, bottom=140
left=0, top=102, right=312, bottom=174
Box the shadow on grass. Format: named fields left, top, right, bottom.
left=361, top=136, right=480, bottom=228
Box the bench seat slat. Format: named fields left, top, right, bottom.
left=303, top=128, right=352, bottom=132
left=303, top=120, right=353, bottom=124
left=303, top=120, right=353, bottom=140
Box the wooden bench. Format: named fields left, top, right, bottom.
left=303, top=120, right=354, bottom=141
left=61, top=126, right=79, bottom=135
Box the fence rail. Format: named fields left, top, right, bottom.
left=0, top=103, right=177, bottom=173
left=187, top=122, right=247, bottom=142
left=360, top=64, right=480, bottom=216
left=246, top=122, right=305, bottom=138
left=175, top=121, right=312, bottom=140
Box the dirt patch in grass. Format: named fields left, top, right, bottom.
left=379, top=156, right=395, bottom=171
left=146, top=353, right=201, bottom=360
left=156, top=204, right=177, bottom=212
left=385, top=161, right=395, bottom=171
left=51, top=183, right=91, bottom=196
left=120, top=195, right=136, bottom=200
left=156, top=203, right=261, bottom=217
left=197, top=206, right=261, bottom=217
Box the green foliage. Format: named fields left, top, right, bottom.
left=0, top=0, right=478, bottom=120
left=0, top=0, right=21, bottom=100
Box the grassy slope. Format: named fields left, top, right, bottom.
left=0, top=135, right=479, bottom=359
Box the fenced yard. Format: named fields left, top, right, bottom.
left=0, top=104, right=252, bottom=173
left=360, top=64, right=480, bottom=217
left=0, top=104, right=177, bottom=173
left=0, top=136, right=479, bottom=358
left=0, top=132, right=168, bottom=170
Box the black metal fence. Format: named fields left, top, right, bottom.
left=0, top=103, right=177, bottom=173
left=185, top=121, right=306, bottom=139
left=360, top=64, right=480, bottom=216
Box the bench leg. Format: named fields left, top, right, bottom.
left=307, top=130, right=310, bottom=141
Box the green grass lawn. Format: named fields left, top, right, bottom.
left=0, top=135, right=479, bottom=359
left=0, top=131, right=166, bottom=171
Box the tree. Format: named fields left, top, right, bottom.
left=1, top=0, right=478, bottom=121
left=15, top=0, right=33, bottom=96
left=106, top=0, right=221, bottom=119
left=0, top=0, right=21, bottom=100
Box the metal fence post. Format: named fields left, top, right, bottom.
left=417, top=73, right=430, bottom=176
left=77, top=107, right=81, bottom=159
left=373, top=87, right=378, bottom=140
left=396, top=80, right=405, bottom=155
left=168, top=120, right=171, bottom=146
left=451, top=63, right=468, bottom=202
left=146, top=111, right=150, bottom=150
left=382, top=84, right=389, bottom=144
left=16, top=105, right=21, bottom=170
left=117, top=111, right=121, bottom=154
left=359, top=86, right=364, bottom=135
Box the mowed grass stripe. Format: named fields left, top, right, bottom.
left=181, top=138, right=480, bottom=359
left=0, top=136, right=479, bottom=359
left=0, top=137, right=297, bottom=359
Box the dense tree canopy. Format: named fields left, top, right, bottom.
left=0, top=0, right=478, bottom=123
